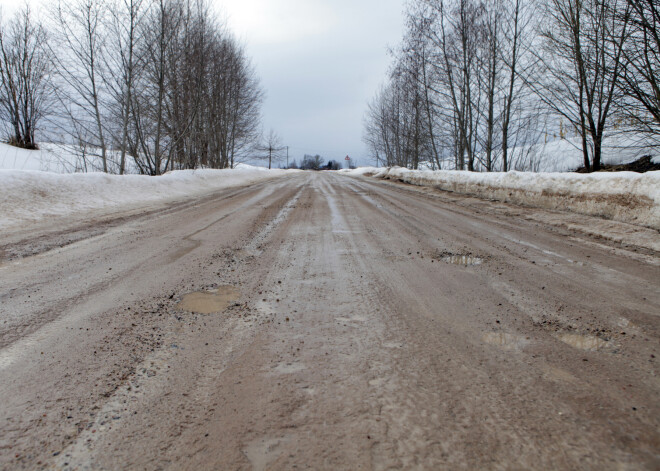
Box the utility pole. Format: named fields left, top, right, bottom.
left=286, top=146, right=289, bottom=168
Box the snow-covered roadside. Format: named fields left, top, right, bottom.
left=0, top=142, right=139, bottom=174
left=341, top=167, right=660, bottom=230
left=0, top=166, right=294, bottom=231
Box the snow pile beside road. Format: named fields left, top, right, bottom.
left=0, top=167, right=291, bottom=230
left=343, top=167, right=660, bottom=230
left=339, top=167, right=389, bottom=178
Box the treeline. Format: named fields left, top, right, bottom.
left=364, top=0, right=659, bottom=172
left=292, top=155, right=342, bottom=170
left=0, top=0, right=263, bottom=174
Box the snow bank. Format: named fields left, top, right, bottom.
left=338, top=167, right=388, bottom=177
left=344, top=167, right=660, bottom=230
left=0, top=167, right=291, bottom=230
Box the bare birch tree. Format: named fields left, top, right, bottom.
left=51, top=0, right=111, bottom=172
left=535, top=0, right=630, bottom=171
left=0, top=7, right=52, bottom=149
left=620, top=0, right=659, bottom=141
left=105, top=0, right=147, bottom=174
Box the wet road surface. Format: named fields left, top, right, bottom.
left=1, top=172, right=659, bottom=469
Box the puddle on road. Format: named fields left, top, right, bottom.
left=442, top=254, right=483, bottom=266
left=482, top=332, right=529, bottom=351
left=556, top=333, right=608, bottom=351
left=176, top=286, right=239, bottom=314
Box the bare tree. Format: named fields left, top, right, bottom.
left=206, top=35, right=263, bottom=169
left=105, top=0, right=147, bottom=174
left=51, top=0, right=112, bottom=172
left=620, top=0, right=659, bottom=141
left=499, top=0, right=532, bottom=171
left=420, top=0, right=487, bottom=171
left=300, top=154, right=324, bottom=170
left=399, top=14, right=445, bottom=169
left=478, top=0, right=502, bottom=171
left=535, top=0, right=630, bottom=171
left=257, top=129, right=285, bottom=169
left=128, top=0, right=184, bottom=175
left=0, top=7, right=52, bottom=149
left=122, top=0, right=262, bottom=174
left=0, top=0, right=264, bottom=175
left=364, top=85, right=391, bottom=166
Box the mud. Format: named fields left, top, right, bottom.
left=1, top=172, right=658, bottom=470
left=176, top=286, right=240, bottom=314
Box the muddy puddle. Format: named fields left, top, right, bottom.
left=556, top=333, right=608, bottom=351
left=176, top=286, right=239, bottom=314
left=442, top=253, right=483, bottom=266
left=482, top=332, right=529, bottom=351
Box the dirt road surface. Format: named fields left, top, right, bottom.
left=1, top=172, right=658, bottom=470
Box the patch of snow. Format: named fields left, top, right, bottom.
left=0, top=142, right=139, bottom=174
left=338, top=167, right=388, bottom=177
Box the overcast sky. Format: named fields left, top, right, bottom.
left=217, top=0, right=404, bottom=165
left=1, top=0, right=404, bottom=166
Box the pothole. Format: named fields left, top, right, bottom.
left=482, top=332, right=529, bottom=351
left=556, top=333, right=608, bottom=351
left=437, top=251, right=484, bottom=266
left=176, top=286, right=240, bottom=314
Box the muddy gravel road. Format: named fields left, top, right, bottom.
left=1, top=172, right=659, bottom=470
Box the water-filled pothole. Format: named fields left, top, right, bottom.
left=557, top=333, right=608, bottom=351
left=482, top=332, right=529, bottom=351
left=176, top=286, right=239, bottom=314
left=443, top=254, right=483, bottom=266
